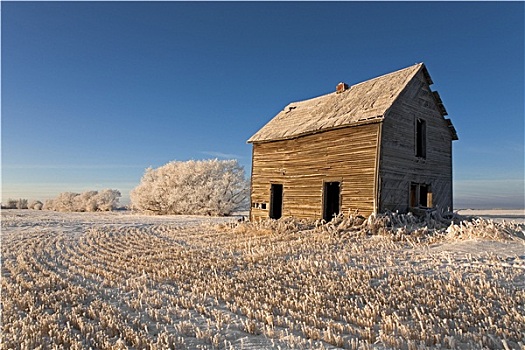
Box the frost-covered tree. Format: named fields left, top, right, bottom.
left=51, top=192, right=79, bottom=212
left=17, top=199, right=28, bottom=209
left=93, top=189, right=121, bottom=211
left=43, top=199, right=54, bottom=211
left=43, top=190, right=121, bottom=212
left=28, top=200, right=43, bottom=210
left=74, top=191, right=99, bottom=212
left=130, top=159, right=249, bottom=216
left=1, top=198, right=30, bottom=209
left=6, top=199, right=17, bottom=209
left=2, top=199, right=18, bottom=209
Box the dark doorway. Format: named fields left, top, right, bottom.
left=270, top=184, right=283, bottom=219
left=323, top=182, right=340, bottom=221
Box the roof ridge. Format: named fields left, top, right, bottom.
left=284, top=63, right=424, bottom=108
left=351, top=62, right=423, bottom=88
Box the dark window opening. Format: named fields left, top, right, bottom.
left=323, top=182, right=340, bottom=221
left=416, top=118, right=427, bottom=158
left=410, top=183, right=432, bottom=208
left=419, top=185, right=428, bottom=207
left=410, top=183, right=418, bottom=207
left=269, top=184, right=283, bottom=219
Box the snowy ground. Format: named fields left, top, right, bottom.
left=1, top=210, right=524, bottom=349
left=457, top=209, right=525, bottom=224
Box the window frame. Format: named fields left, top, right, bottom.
left=410, top=182, right=432, bottom=208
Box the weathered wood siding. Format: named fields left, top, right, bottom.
left=250, top=123, right=380, bottom=221
left=379, top=70, right=454, bottom=212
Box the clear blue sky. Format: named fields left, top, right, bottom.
left=2, top=1, right=524, bottom=209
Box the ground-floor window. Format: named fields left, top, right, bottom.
left=410, top=183, right=432, bottom=208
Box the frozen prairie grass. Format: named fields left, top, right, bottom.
left=2, top=210, right=524, bottom=349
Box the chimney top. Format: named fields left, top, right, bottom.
left=336, top=82, right=348, bottom=93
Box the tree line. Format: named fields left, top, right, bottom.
left=3, top=159, right=249, bottom=216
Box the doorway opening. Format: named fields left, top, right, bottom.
left=323, top=182, right=340, bottom=221
left=270, top=184, right=283, bottom=219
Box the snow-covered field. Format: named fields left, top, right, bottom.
left=1, top=210, right=524, bottom=349
left=458, top=209, right=525, bottom=224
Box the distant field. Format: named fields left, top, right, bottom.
left=1, top=210, right=524, bottom=349
left=457, top=209, right=525, bottom=224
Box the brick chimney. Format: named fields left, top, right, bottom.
left=336, top=82, right=348, bottom=93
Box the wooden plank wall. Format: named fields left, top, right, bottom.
left=379, top=70, right=454, bottom=212
left=250, top=123, right=380, bottom=221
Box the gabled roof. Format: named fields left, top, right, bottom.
left=248, top=63, right=428, bottom=143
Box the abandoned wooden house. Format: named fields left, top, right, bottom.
left=247, top=63, right=458, bottom=221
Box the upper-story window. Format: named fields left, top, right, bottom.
left=416, top=118, right=426, bottom=158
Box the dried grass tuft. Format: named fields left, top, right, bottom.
left=229, top=209, right=524, bottom=244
